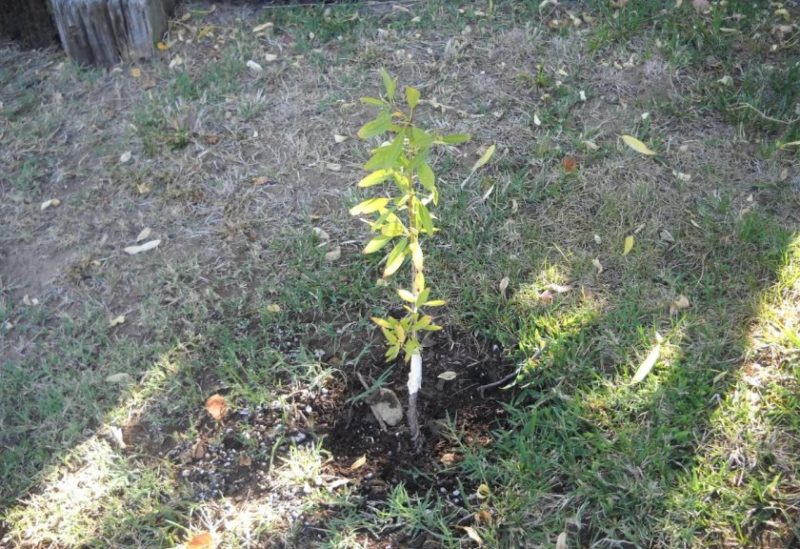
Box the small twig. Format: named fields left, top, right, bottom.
left=477, top=349, right=541, bottom=398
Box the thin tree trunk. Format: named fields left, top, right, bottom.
left=51, top=0, right=175, bottom=67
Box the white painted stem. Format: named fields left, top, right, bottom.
left=408, top=352, right=422, bottom=395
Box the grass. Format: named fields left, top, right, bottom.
left=1, top=0, right=799, bottom=546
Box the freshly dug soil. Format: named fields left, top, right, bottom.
left=163, top=328, right=515, bottom=521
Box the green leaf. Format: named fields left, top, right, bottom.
left=386, top=345, right=401, bottom=361
left=415, top=288, right=430, bottom=307
left=361, top=96, right=387, bottom=107
left=397, top=289, right=417, bottom=302
left=383, top=238, right=408, bottom=277
left=403, top=338, right=421, bottom=360
left=363, top=235, right=393, bottom=254
left=349, top=197, right=389, bottom=216
left=364, top=134, right=403, bottom=171
left=358, top=111, right=391, bottom=139
left=417, top=201, right=434, bottom=235
left=359, top=169, right=395, bottom=188
left=410, top=127, right=434, bottom=150
left=413, top=315, right=433, bottom=330
left=418, top=163, right=435, bottom=191
left=380, top=68, right=396, bottom=101
left=409, top=240, right=423, bottom=270
left=406, top=86, right=420, bottom=110
left=438, top=133, right=471, bottom=145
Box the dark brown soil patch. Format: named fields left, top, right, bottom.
left=163, top=328, right=515, bottom=508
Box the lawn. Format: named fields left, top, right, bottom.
left=1, top=0, right=799, bottom=547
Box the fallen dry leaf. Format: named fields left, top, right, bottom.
left=136, top=227, right=151, bottom=242
left=621, top=135, right=656, bottom=156
left=538, top=289, right=554, bottom=304
left=109, top=315, right=126, bottom=327
left=313, top=227, right=330, bottom=242
left=437, top=371, right=457, bottom=381
left=238, top=453, right=252, bottom=467
left=633, top=342, right=661, bottom=383
left=191, top=439, right=206, bottom=460
left=440, top=452, right=463, bottom=466
left=593, top=258, right=604, bottom=274
left=370, top=388, right=403, bottom=426
left=692, top=0, right=710, bottom=11
left=186, top=531, right=213, bottom=549
left=264, top=53, right=278, bottom=62
left=462, top=526, right=483, bottom=546
left=40, top=198, right=60, bottom=211
left=205, top=394, right=227, bottom=421
left=246, top=60, right=263, bottom=73
left=475, top=509, right=493, bottom=525
left=548, top=283, right=572, bottom=294
left=499, top=276, right=510, bottom=297
left=119, top=150, right=132, bottom=163
left=156, top=41, right=169, bottom=51
left=266, top=304, right=281, bottom=313
left=124, top=239, right=160, bottom=255
left=333, top=134, right=348, bottom=143
left=252, top=22, right=273, bottom=34
left=325, top=246, right=342, bottom=262
left=105, top=372, right=132, bottom=384
left=326, top=162, right=342, bottom=172
left=252, top=176, right=273, bottom=186
left=670, top=294, right=690, bottom=315
left=350, top=455, right=367, bottom=470
left=562, top=156, right=578, bottom=172
left=476, top=483, right=491, bottom=500
left=659, top=229, right=675, bottom=243
left=556, top=531, right=568, bottom=549
left=472, top=144, right=496, bottom=173
left=623, top=235, right=635, bottom=256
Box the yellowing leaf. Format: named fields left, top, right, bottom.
left=476, top=483, right=491, bottom=500
left=397, top=289, right=417, bottom=302
left=621, top=134, right=657, bottom=156
left=461, top=526, right=483, bottom=546
left=623, top=235, right=634, bottom=256
left=156, top=41, right=169, bottom=51
left=204, top=394, right=227, bottom=421
left=266, top=303, right=281, bottom=313
left=633, top=343, right=661, bottom=383
left=359, top=169, right=394, bottom=188
left=409, top=240, right=423, bottom=270
left=471, top=144, right=496, bottom=172
left=349, top=197, right=389, bottom=216
left=130, top=67, right=141, bottom=78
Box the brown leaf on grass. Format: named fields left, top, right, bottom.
left=238, top=453, right=252, bottom=467
left=556, top=531, right=568, bottom=549
left=252, top=176, right=273, bottom=186
left=205, top=394, right=227, bottom=421
left=203, top=134, right=220, bottom=145
left=440, top=452, right=463, bottom=466
left=191, top=439, right=206, bottom=460
left=475, top=509, right=493, bottom=525
left=670, top=294, right=690, bottom=315
left=562, top=156, right=578, bottom=172
left=692, top=0, right=710, bottom=12
left=538, top=290, right=554, bottom=304
left=186, top=531, right=213, bottom=549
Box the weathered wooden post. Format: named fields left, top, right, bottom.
left=50, top=0, right=175, bottom=67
